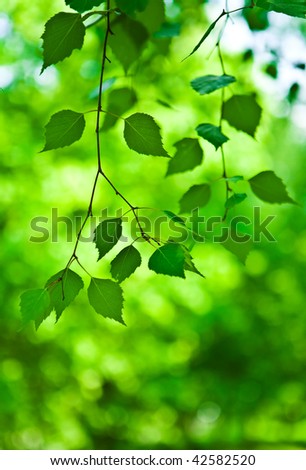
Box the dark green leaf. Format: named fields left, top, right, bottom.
left=41, top=13, right=85, bottom=72
left=196, top=123, right=229, bottom=150
left=20, top=289, right=50, bottom=325
left=88, top=278, right=125, bottom=324
left=163, top=210, right=187, bottom=227
left=116, top=0, right=149, bottom=15
left=225, top=193, right=247, bottom=209
left=191, top=74, right=236, bottom=95
left=110, top=245, right=142, bottom=283
left=109, top=15, right=149, bottom=73
left=124, top=113, right=169, bottom=157
left=136, top=0, right=165, bottom=33
left=255, top=0, right=306, bottom=19
left=41, top=110, right=85, bottom=152
left=45, top=269, right=84, bottom=321
left=248, top=171, right=296, bottom=204
left=222, top=95, right=262, bottom=137
left=184, top=16, right=220, bottom=60
left=166, top=138, right=203, bottom=176
left=221, top=235, right=253, bottom=264
left=154, top=22, right=181, bottom=38
left=94, top=218, right=122, bottom=260
left=102, top=88, right=137, bottom=131
left=179, top=184, right=211, bottom=213
left=148, top=243, right=186, bottom=278
left=182, top=246, right=205, bottom=278
left=65, top=0, right=103, bottom=13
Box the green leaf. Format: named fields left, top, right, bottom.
left=196, top=123, right=229, bottom=150
left=179, top=184, right=211, bottom=214
left=154, top=22, right=181, bottom=39
left=225, top=193, right=247, bottom=210
left=45, top=269, right=84, bottom=321
left=109, top=15, right=149, bottom=73
left=136, top=0, right=165, bottom=34
left=102, top=88, right=137, bottom=132
left=222, top=95, right=262, bottom=137
left=124, top=113, right=169, bottom=157
left=166, top=138, right=203, bottom=176
left=88, top=278, right=125, bottom=324
left=182, top=246, right=205, bottom=278
left=148, top=243, right=186, bottom=278
left=225, top=175, right=244, bottom=183
left=184, top=17, right=219, bottom=59
left=110, top=245, right=142, bottom=283
left=20, top=289, right=50, bottom=325
left=221, top=235, right=253, bottom=265
left=65, top=0, right=103, bottom=13
left=255, top=0, right=306, bottom=19
left=41, top=110, right=85, bottom=152
left=163, top=210, right=187, bottom=227
left=94, top=218, right=122, bottom=260
left=116, top=0, right=149, bottom=15
left=191, top=74, right=236, bottom=95
left=41, top=13, right=85, bottom=72
left=248, top=171, right=296, bottom=204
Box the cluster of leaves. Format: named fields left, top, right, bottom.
left=20, top=0, right=301, bottom=328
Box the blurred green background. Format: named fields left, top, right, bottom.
left=1, top=0, right=306, bottom=450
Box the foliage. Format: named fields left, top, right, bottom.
left=1, top=0, right=306, bottom=451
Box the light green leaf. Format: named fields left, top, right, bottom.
left=109, top=15, right=149, bottom=73
left=88, top=278, right=125, bottom=324
left=116, top=0, right=149, bottom=15
left=166, top=138, right=203, bottom=176
left=179, top=184, right=211, bottom=213
left=222, top=94, right=262, bottom=137
left=248, top=171, right=296, bottom=204
left=102, top=88, right=137, bottom=131
left=65, top=0, right=103, bottom=13
left=136, top=0, right=165, bottom=33
left=41, top=13, right=85, bottom=72
left=225, top=175, right=244, bottom=183
left=110, top=245, right=142, bottom=283
left=148, top=243, right=186, bottom=278
left=45, top=269, right=84, bottom=321
left=94, top=218, right=122, bottom=260
left=20, top=289, right=50, bottom=326
left=191, top=74, right=236, bottom=95
left=182, top=246, right=205, bottom=278
left=255, top=0, right=306, bottom=18
left=225, top=193, right=247, bottom=209
left=124, top=113, right=169, bottom=157
left=41, top=110, right=85, bottom=152
left=196, top=123, right=229, bottom=150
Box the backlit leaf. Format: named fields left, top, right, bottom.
left=45, top=269, right=84, bottom=321
left=225, top=193, right=247, bottom=210
left=41, top=13, right=85, bottom=72
left=182, top=246, right=205, bottom=278
left=88, top=278, right=125, bottom=324
left=196, top=123, right=229, bottom=150
left=222, top=95, right=262, bottom=137
left=148, top=243, right=186, bottom=278
left=136, top=0, right=165, bottom=33
left=94, top=218, right=122, bottom=260
left=179, top=184, right=211, bottom=214
left=221, top=235, right=253, bottom=265
left=41, top=110, right=85, bottom=152
left=166, top=138, right=203, bottom=176
left=124, top=113, right=169, bottom=157
left=248, top=171, right=296, bottom=204
left=102, top=88, right=137, bottom=131
left=65, top=0, right=103, bottom=13
left=110, top=245, right=142, bottom=283
left=191, top=74, right=236, bottom=95
left=20, top=289, right=50, bottom=326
